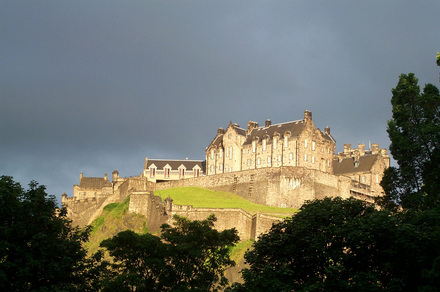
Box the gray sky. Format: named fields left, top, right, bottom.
left=1, top=1, right=439, bottom=203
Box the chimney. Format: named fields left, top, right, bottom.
left=358, top=143, right=365, bottom=156
left=80, top=172, right=83, bottom=180
left=371, top=143, right=379, bottom=155
left=247, top=121, right=259, bottom=135
left=217, top=127, right=225, bottom=135
left=104, top=173, right=108, bottom=180
left=343, top=144, right=351, bottom=155
left=338, top=153, right=344, bottom=162
left=112, top=170, right=119, bottom=183
left=265, top=119, right=271, bottom=127
left=324, top=126, right=330, bottom=135
left=304, top=110, right=312, bottom=121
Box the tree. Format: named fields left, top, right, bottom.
left=0, top=176, right=92, bottom=291
left=232, top=198, right=440, bottom=291
left=99, top=214, right=239, bottom=291
left=380, top=71, right=440, bottom=210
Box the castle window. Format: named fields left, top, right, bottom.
left=247, top=160, right=251, bottom=166
left=179, top=168, right=185, bottom=179
left=150, top=168, right=156, bottom=178
left=312, top=141, right=315, bottom=151
left=312, top=156, right=315, bottom=164
left=194, top=169, right=200, bottom=178
left=376, top=174, right=379, bottom=184
left=164, top=168, right=170, bottom=178
left=257, top=158, right=261, bottom=165
left=361, top=176, right=366, bottom=183
left=211, top=149, right=214, bottom=160
left=327, top=160, right=330, bottom=167
left=289, top=153, right=293, bottom=160
left=284, top=136, right=288, bottom=148
left=226, top=147, right=229, bottom=157
left=268, top=157, right=271, bottom=164
left=263, top=140, right=267, bottom=151
left=252, top=141, right=256, bottom=153
left=328, top=148, right=330, bottom=154
left=219, top=149, right=223, bottom=158
left=274, top=138, right=277, bottom=149
left=220, top=164, right=223, bottom=171
left=278, top=155, right=282, bottom=162
left=305, top=139, right=308, bottom=148
left=230, top=147, right=233, bottom=159
left=210, top=165, right=214, bottom=173
left=225, top=165, right=228, bottom=172
left=304, top=154, right=307, bottom=161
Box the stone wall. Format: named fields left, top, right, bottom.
left=155, top=167, right=352, bottom=209
left=128, top=191, right=283, bottom=240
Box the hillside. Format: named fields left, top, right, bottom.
left=86, top=186, right=297, bottom=259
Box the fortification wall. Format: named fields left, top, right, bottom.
left=127, top=192, right=283, bottom=240
left=63, top=197, right=109, bottom=227
left=128, top=191, right=168, bottom=234
left=155, top=167, right=350, bottom=209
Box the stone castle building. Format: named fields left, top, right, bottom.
left=206, top=111, right=335, bottom=175
left=62, top=110, right=390, bottom=238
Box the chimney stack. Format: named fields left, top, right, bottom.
left=265, top=119, right=271, bottom=127
left=358, top=143, right=365, bottom=156
left=343, top=144, right=351, bottom=155
left=247, top=121, right=259, bottom=135
left=304, top=110, right=312, bottom=121
left=371, top=143, right=379, bottom=154
left=324, top=126, right=330, bottom=135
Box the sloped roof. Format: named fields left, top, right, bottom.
left=231, top=124, right=247, bottom=136
left=243, top=120, right=305, bottom=145
left=332, top=154, right=378, bottom=175
left=79, top=177, right=112, bottom=189
left=146, top=159, right=205, bottom=171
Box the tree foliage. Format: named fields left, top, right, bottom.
left=0, top=176, right=92, bottom=291
left=99, top=214, right=239, bottom=291
left=380, top=71, right=440, bottom=210
left=232, top=198, right=440, bottom=292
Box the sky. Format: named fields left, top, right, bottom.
left=1, top=1, right=439, bottom=203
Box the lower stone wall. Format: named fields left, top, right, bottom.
left=63, top=197, right=108, bottom=227
left=128, top=192, right=283, bottom=241
left=155, top=167, right=352, bottom=209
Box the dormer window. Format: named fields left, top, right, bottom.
left=164, top=167, right=170, bottom=178
left=284, top=136, right=288, bottom=148
left=150, top=167, right=156, bottom=178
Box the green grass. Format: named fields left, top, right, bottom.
left=155, top=187, right=298, bottom=215
left=230, top=239, right=254, bottom=263
left=86, top=196, right=148, bottom=254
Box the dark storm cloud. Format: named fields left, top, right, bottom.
left=1, top=1, right=439, bottom=202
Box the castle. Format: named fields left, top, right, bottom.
left=62, top=110, right=389, bottom=240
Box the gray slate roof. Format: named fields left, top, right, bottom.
left=79, top=177, right=112, bottom=189
left=146, top=159, right=205, bottom=170
left=243, top=120, right=306, bottom=145
left=332, top=154, right=378, bottom=175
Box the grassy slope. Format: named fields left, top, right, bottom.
left=155, top=186, right=298, bottom=215
left=85, top=196, right=149, bottom=255
left=87, top=187, right=296, bottom=265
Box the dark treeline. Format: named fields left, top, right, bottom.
left=1, top=55, right=440, bottom=291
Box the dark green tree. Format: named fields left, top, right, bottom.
left=99, top=214, right=239, bottom=291
left=380, top=71, right=440, bottom=210
left=232, top=198, right=440, bottom=292
left=0, top=176, right=92, bottom=291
